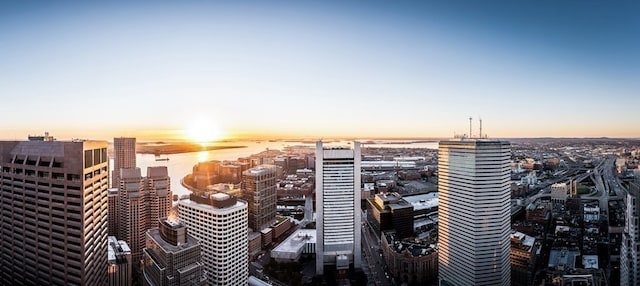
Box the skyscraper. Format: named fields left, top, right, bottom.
left=118, top=167, right=148, bottom=268
left=146, top=166, right=172, bottom=230
left=118, top=166, right=172, bottom=271
left=621, top=180, right=640, bottom=286
left=179, top=193, right=248, bottom=286
left=315, top=141, right=361, bottom=275
left=110, top=137, right=136, bottom=237
left=112, top=137, right=136, bottom=188
left=142, top=217, right=207, bottom=286
left=438, top=139, right=511, bottom=286
left=0, top=137, right=109, bottom=285
left=242, top=164, right=277, bottom=231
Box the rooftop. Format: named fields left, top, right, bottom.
left=385, top=232, right=436, bottom=257
left=185, top=192, right=244, bottom=209
left=244, top=165, right=276, bottom=176
left=511, top=231, right=536, bottom=252
left=403, top=192, right=438, bottom=211
left=582, top=255, right=599, bottom=269
left=548, top=248, right=580, bottom=270
left=271, top=229, right=316, bottom=260
left=179, top=196, right=246, bottom=212
left=108, top=236, right=131, bottom=264
left=147, top=228, right=199, bottom=254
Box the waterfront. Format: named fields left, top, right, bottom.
left=130, top=140, right=438, bottom=197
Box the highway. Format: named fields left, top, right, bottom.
left=581, top=156, right=627, bottom=214
left=524, top=157, right=621, bottom=209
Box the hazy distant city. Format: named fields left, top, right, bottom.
left=1, top=1, right=639, bottom=286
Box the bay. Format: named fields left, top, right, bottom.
left=126, top=140, right=438, bottom=197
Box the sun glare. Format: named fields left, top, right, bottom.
left=184, top=116, right=223, bottom=143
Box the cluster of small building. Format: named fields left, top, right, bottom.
left=515, top=183, right=609, bottom=285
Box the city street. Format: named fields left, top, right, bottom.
left=361, top=211, right=392, bottom=286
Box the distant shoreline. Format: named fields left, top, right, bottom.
left=137, top=143, right=247, bottom=155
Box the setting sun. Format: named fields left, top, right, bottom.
left=184, top=116, right=223, bottom=143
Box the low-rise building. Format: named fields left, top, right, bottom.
left=511, top=231, right=541, bottom=286
left=550, top=183, right=569, bottom=204
left=272, top=216, right=292, bottom=239
left=526, top=200, right=550, bottom=224
left=381, top=232, right=438, bottom=284
left=548, top=248, right=580, bottom=272
left=367, top=193, right=414, bottom=238
left=271, top=229, right=317, bottom=263
left=248, top=231, right=262, bottom=261
left=583, top=204, right=600, bottom=223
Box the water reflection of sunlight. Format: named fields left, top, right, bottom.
left=197, top=151, right=209, bottom=162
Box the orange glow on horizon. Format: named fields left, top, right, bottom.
left=183, top=116, right=224, bottom=143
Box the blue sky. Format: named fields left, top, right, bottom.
left=1, top=1, right=638, bottom=140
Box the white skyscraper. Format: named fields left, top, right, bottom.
left=438, top=140, right=511, bottom=286
left=315, top=141, right=361, bottom=275
left=179, top=193, right=248, bottom=286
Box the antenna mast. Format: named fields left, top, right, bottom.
left=479, top=118, right=483, bottom=139
left=468, top=117, right=473, bottom=139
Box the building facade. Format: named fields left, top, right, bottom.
left=109, top=188, right=119, bottom=236
left=179, top=193, right=248, bottom=286
left=242, top=165, right=277, bottom=231
left=146, top=166, right=172, bottom=230
left=315, top=141, right=362, bottom=275
left=108, top=236, right=132, bottom=286
left=118, top=166, right=173, bottom=271
left=382, top=232, right=438, bottom=284
left=511, top=231, right=539, bottom=286
left=438, top=140, right=511, bottom=286
left=112, top=137, right=136, bottom=188
left=142, top=218, right=207, bottom=286
left=550, top=183, right=569, bottom=205
left=0, top=138, right=109, bottom=285
left=118, top=167, right=148, bottom=268
left=367, top=192, right=414, bottom=239
left=621, top=180, right=640, bottom=286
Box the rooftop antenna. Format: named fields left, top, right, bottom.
left=468, top=116, right=473, bottom=139
left=479, top=117, right=483, bottom=139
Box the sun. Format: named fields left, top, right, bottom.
left=184, top=116, right=223, bottom=143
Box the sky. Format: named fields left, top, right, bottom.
left=1, top=0, right=639, bottom=141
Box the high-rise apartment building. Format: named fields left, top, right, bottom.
left=315, top=141, right=361, bottom=275
left=146, top=166, right=172, bottom=230
left=242, top=164, right=277, bottom=231
left=0, top=137, right=109, bottom=285
left=179, top=193, right=248, bottom=286
left=112, top=137, right=136, bottom=188
left=118, top=168, right=147, bottom=268
left=108, top=236, right=132, bottom=286
left=142, top=217, right=207, bottom=286
left=438, top=140, right=511, bottom=286
left=621, top=180, right=640, bottom=286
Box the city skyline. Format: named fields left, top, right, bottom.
left=1, top=1, right=639, bottom=140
